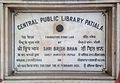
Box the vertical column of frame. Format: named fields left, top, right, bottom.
left=106, top=4, right=117, bottom=78
left=111, top=5, right=116, bottom=77
left=106, top=7, right=112, bottom=76
left=4, top=5, right=13, bottom=77
left=0, top=1, right=2, bottom=81
left=4, top=4, right=9, bottom=77
left=0, top=2, right=4, bottom=81
left=116, top=2, right=120, bottom=79
left=8, top=7, right=13, bottom=76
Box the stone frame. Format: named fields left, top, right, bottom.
left=0, top=1, right=119, bottom=83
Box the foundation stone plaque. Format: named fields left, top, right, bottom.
left=14, top=12, right=106, bottom=72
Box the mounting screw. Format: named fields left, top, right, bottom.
left=102, top=68, right=107, bottom=73
left=56, top=24, right=64, bottom=32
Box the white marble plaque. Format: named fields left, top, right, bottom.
left=14, top=12, right=106, bottom=72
